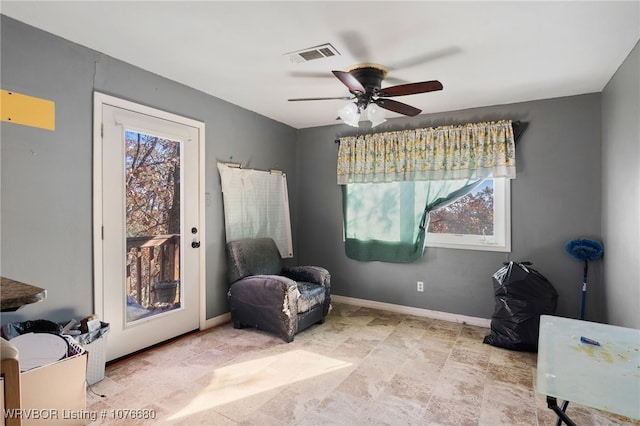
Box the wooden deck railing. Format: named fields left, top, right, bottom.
left=126, top=234, right=180, bottom=308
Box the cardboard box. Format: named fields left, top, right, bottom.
left=19, top=352, right=88, bottom=425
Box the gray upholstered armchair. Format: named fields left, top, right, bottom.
left=225, top=237, right=331, bottom=342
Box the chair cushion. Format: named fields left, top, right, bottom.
left=226, top=238, right=284, bottom=283
left=296, top=281, right=326, bottom=313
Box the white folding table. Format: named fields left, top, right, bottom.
left=536, top=315, right=640, bottom=425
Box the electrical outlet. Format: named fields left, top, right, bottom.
left=417, top=281, right=424, bottom=292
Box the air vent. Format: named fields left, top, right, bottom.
left=285, top=43, right=340, bottom=63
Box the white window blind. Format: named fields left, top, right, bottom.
left=217, top=163, right=293, bottom=257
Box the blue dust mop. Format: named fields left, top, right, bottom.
left=565, top=239, right=604, bottom=319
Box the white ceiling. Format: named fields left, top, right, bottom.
left=2, top=1, right=639, bottom=129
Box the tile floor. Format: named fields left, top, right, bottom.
left=86, top=303, right=639, bottom=425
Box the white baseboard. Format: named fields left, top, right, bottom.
left=331, top=295, right=491, bottom=328
left=199, top=296, right=491, bottom=330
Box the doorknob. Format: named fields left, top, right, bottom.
left=191, top=241, right=200, bottom=248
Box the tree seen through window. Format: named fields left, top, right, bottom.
left=428, top=180, right=494, bottom=236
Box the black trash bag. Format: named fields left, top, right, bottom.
left=2, top=319, right=63, bottom=339
left=483, top=261, right=558, bottom=352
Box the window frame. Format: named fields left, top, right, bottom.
left=425, top=177, right=511, bottom=252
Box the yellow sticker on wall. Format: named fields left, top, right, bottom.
left=1, top=89, right=55, bottom=131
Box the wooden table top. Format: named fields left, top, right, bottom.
left=1, top=276, right=47, bottom=312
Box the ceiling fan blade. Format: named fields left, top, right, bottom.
left=289, top=71, right=335, bottom=79
left=288, top=96, right=353, bottom=101
left=386, top=47, right=462, bottom=71
left=374, top=98, right=422, bottom=116
left=332, top=70, right=366, bottom=94
left=377, top=80, right=443, bottom=97
left=337, top=30, right=370, bottom=62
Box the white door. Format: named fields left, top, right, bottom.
left=93, top=93, right=204, bottom=361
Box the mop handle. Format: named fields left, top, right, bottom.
left=580, top=259, right=588, bottom=320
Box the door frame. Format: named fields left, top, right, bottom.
left=92, top=92, right=207, bottom=333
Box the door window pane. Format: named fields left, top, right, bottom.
left=124, top=131, right=182, bottom=323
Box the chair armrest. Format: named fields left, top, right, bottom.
left=282, top=266, right=331, bottom=288
left=228, top=275, right=299, bottom=304
left=228, top=275, right=300, bottom=320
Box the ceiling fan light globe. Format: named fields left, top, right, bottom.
left=367, top=104, right=387, bottom=127
left=344, top=115, right=361, bottom=127
left=338, top=103, right=361, bottom=127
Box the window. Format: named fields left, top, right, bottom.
left=426, top=178, right=511, bottom=252
left=338, top=120, right=517, bottom=261
left=344, top=177, right=510, bottom=255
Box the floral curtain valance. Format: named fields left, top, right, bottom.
left=337, top=120, right=516, bottom=184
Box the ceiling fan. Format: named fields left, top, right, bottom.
left=288, top=63, right=443, bottom=126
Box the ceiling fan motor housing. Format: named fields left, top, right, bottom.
left=288, top=62, right=441, bottom=118
left=347, top=64, right=388, bottom=91
left=347, top=64, right=388, bottom=109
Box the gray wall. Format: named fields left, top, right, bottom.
left=297, top=94, right=604, bottom=321
left=601, top=41, right=640, bottom=329
left=0, top=16, right=298, bottom=323
left=3, top=14, right=633, bottom=330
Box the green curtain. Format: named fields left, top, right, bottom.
left=343, top=179, right=482, bottom=263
